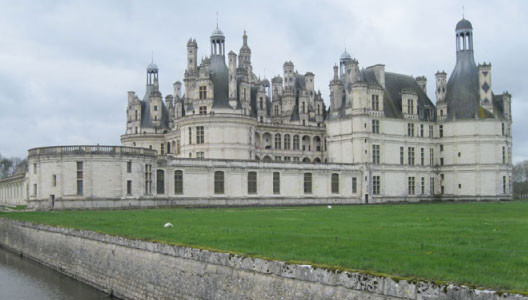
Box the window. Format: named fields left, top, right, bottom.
left=408, top=147, right=415, bottom=166
left=275, top=156, right=282, bottom=161
left=33, top=184, right=37, bottom=197
left=275, top=133, right=281, bottom=149
left=145, top=164, right=152, bottom=195
left=273, top=172, right=280, bottom=194
left=33, top=163, right=37, bottom=174
left=259, top=116, right=263, bottom=123
left=407, top=99, right=414, bottom=114
left=430, top=177, right=435, bottom=195
left=154, top=105, right=158, bottom=111
left=421, top=148, right=424, bottom=166
left=430, top=148, right=434, bottom=166
left=174, top=170, right=183, bottom=194
left=400, top=147, right=404, bottom=165
left=199, top=86, right=207, bottom=99
left=302, top=102, right=306, bottom=114
left=293, top=157, right=300, bottom=162
left=259, top=97, right=263, bottom=110
left=373, top=176, right=380, bottom=195
left=214, top=171, right=224, bottom=194
left=127, top=180, right=132, bottom=195
left=135, top=110, right=138, bottom=121
left=420, top=124, right=424, bottom=137
left=156, top=170, right=165, bottom=194
left=440, top=158, right=444, bottom=166
left=352, top=177, right=357, bottom=193
left=127, top=161, right=132, bottom=173
left=284, top=156, right=291, bottom=161
left=199, top=106, right=207, bottom=115
left=196, top=126, right=204, bottom=144
left=284, top=134, right=291, bottom=150
left=196, top=152, right=204, bottom=159
left=371, top=94, right=379, bottom=111
left=161, top=143, right=165, bottom=155
left=52, top=175, right=57, bottom=187
left=408, top=177, right=415, bottom=195
left=76, top=162, right=83, bottom=195
left=304, top=173, right=312, bottom=194
left=188, top=127, right=192, bottom=144
left=248, top=172, right=257, bottom=194
left=331, top=173, right=339, bottom=194
left=275, top=106, right=279, bottom=116
left=440, top=144, right=444, bottom=152
left=441, top=186, right=445, bottom=194
left=293, top=135, right=300, bottom=150
left=503, top=176, right=507, bottom=193
left=407, top=123, right=414, bottom=137
left=421, top=177, right=425, bottom=194
left=502, top=146, right=506, bottom=164
left=439, top=125, right=444, bottom=138
left=502, top=123, right=505, bottom=136
left=429, top=125, right=433, bottom=138
left=317, top=104, right=320, bottom=115
left=372, top=119, right=379, bottom=134
left=372, top=145, right=380, bottom=164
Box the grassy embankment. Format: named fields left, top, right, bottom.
left=1, top=201, right=527, bottom=293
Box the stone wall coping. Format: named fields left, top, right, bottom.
left=27, top=145, right=158, bottom=158
left=3, top=219, right=526, bottom=300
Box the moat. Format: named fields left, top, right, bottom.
left=0, top=247, right=109, bottom=300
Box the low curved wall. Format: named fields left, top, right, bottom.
left=0, top=219, right=524, bottom=300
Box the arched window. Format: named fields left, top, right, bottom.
left=293, top=135, right=300, bottom=150
left=284, top=134, right=291, bottom=150
left=214, top=171, right=224, bottom=194
left=304, top=173, right=312, bottom=194
left=331, top=173, right=339, bottom=194
left=174, top=170, right=183, bottom=194
left=274, top=133, right=281, bottom=149
left=248, top=171, right=257, bottom=194
left=156, top=169, right=165, bottom=194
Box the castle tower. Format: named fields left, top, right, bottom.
left=329, top=64, right=343, bottom=115
left=283, top=61, right=294, bottom=89
left=435, top=71, right=447, bottom=119
left=210, top=26, right=225, bottom=56
left=238, top=30, right=252, bottom=69
left=186, top=39, right=198, bottom=74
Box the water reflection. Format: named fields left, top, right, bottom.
left=0, top=247, right=110, bottom=300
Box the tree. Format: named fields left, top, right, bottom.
left=0, top=153, right=27, bottom=179
left=513, top=160, right=528, bottom=199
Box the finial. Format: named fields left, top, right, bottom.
left=151, top=51, right=154, bottom=64
left=216, top=11, right=219, bottom=29
left=462, top=6, right=465, bottom=19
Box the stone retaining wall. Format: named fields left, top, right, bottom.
left=0, top=218, right=525, bottom=300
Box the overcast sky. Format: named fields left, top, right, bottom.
left=0, top=0, right=526, bottom=162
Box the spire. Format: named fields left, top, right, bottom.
left=243, top=29, right=248, bottom=46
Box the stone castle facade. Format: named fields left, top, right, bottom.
left=0, top=18, right=513, bottom=209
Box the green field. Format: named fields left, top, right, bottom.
left=1, top=201, right=528, bottom=293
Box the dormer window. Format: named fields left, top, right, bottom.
left=199, top=86, right=207, bottom=99
left=154, top=105, right=158, bottom=111
left=407, top=99, right=414, bottom=114
left=372, top=95, right=379, bottom=111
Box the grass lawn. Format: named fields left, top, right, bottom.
left=1, top=201, right=528, bottom=293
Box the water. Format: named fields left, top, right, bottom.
left=0, top=247, right=110, bottom=300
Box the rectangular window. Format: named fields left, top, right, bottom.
left=199, top=86, right=207, bottom=99
left=421, top=148, right=424, bottom=166
left=293, top=157, right=300, bottom=162
left=304, top=173, right=312, bottom=194
left=430, top=177, right=434, bottom=195
left=156, top=170, right=165, bottom=194
left=440, top=144, right=444, bottom=152
left=248, top=172, right=257, bottom=194
left=407, top=99, right=414, bottom=114
left=372, top=119, right=379, bottom=134
left=372, top=145, right=380, bottom=164
left=33, top=184, right=37, bottom=197
left=439, top=125, right=444, bottom=138
left=214, top=171, right=224, bottom=194
left=196, top=152, right=204, bottom=159
left=52, top=175, right=57, bottom=187
left=400, top=147, right=404, bottom=165
left=127, top=180, right=132, bottom=195
left=145, top=164, right=152, bottom=195
left=352, top=177, right=357, bottom=193
left=127, top=161, right=132, bottom=173
left=441, top=186, right=445, bottom=194
left=76, top=162, right=83, bottom=195
left=503, top=176, right=507, bottom=194
left=174, top=170, right=183, bottom=194
left=199, top=106, right=207, bottom=115
left=284, top=156, right=291, bottom=161
left=293, top=135, right=300, bottom=150
left=421, top=177, right=425, bottom=194
left=275, top=156, right=281, bottom=161
left=408, top=147, right=415, bottom=166
left=161, top=143, right=165, bottom=155
left=196, top=126, right=204, bottom=144
left=273, top=172, right=280, bottom=194
left=33, top=163, right=37, bottom=174
left=440, top=157, right=444, bottom=166
left=408, top=177, right=415, bottom=195
left=371, top=94, right=379, bottom=111
left=154, top=105, right=158, bottom=111
left=331, top=173, right=339, bottom=194
left=429, top=125, right=433, bottom=138
left=420, top=124, right=424, bottom=137
left=502, top=146, right=506, bottom=164
left=407, top=123, right=414, bottom=137
left=188, top=127, right=192, bottom=144
left=275, top=134, right=281, bottom=149
left=430, top=148, right=434, bottom=166
left=373, top=176, right=380, bottom=195
left=502, top=123, right=505, bottom=136
left=259, top=97, right=263, bottom=110
left=135, top=110, right=138, bottom=121
left=284, top=135, right=290, bottom=150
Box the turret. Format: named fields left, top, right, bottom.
left=149, top=76, right=163, bottom=127
left=283, top=61, right=294, bottom=89
left=305, top=72, right=315, bottom=91
left=435, top=71, right=447, bottom=119
left=173, top=81, right=182, bottom=99
left=210, top=26, right=225, bottom=56
left=478, top=63, right=493, bottom=112
left=329, top=64, right=344, bottom=114
left=238, top=30, right=252, bottom=69
left=271, top=76, right=283, bottom=101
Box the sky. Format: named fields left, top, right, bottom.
left=0, top=0, right=526, bottom=162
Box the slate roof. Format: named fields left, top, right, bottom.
left=140, top=84, right=169, bottom=129
left=209, top=55, right=231, bottom=108
left=444, top=50, right=480, bottom=120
